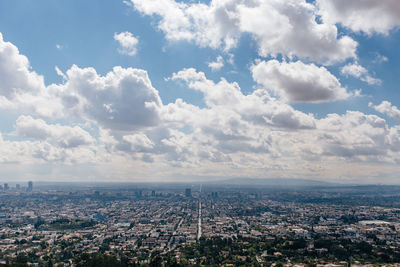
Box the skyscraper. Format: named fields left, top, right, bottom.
left=185, top=188, right=192, bottom=197
left=27, top=181, right=33, bottom=192
left=4, top=183, right=9, bottom=190
left=211, top=192, right=218, bottom=199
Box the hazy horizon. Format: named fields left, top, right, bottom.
left=2, top=177, right=400, bottom=187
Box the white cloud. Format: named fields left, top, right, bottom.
left=123, top=133, right=155, bottom=152
left=236, top=0, right=357, bottom=64
left=0, top=132, right=98, bottom=165
left=317, top=0, right=400, bottom=35
left=128, top=0, right=357, bottom=64
left=369, top=101, right=400, bottom=120
left=169, top=68, right=316, bottom=129
left=0, top=33, right=45, bottom=98
left=373, top=54, right=389, bottom=64
left=55, top=66, right=67, bottom=80
left=15, top=115, right=95, bottom=148
left=251, top=60, right=350, bottom=103
left=0, top=36, right=161, bottom=132
left=0, top=33, right=64, bottom=118
left=316, top=111, right=391, bottom=158
left=308, top=111, right=400, bottom=165
left=114, top=31, right=139, bottom=56
left=1, top=32, right=400, bottom=182
left=160, top=102, right=400, bottom=178
left=60, top=65, right=162, bottom=131
left=0, top=33, right=161, bottom=132
left=208, top=55, right=224, bottom=71
left=278, top=110, right=400, bottom=165
left=341, top=62, right=381, bottom=85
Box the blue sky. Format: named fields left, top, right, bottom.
left=0, top=0, right=400, bottom=183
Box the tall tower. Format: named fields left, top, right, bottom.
left=185, top=188, right=192, bottom=197
left=27, top=181, right=33, bottom=192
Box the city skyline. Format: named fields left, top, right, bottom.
left=0, top=1, right=400, bottom=184
left=1, top=183, right=400, bottom=265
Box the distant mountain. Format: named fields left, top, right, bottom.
left=210, top=178, right=338, bottom=188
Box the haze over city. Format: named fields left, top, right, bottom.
left=0, top=0, right=400, bottom=184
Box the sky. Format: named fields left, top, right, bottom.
left=0, top=0, right=400, bottom=184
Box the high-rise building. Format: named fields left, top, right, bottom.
left=16, top=184, right=20, bottom=190
left=4, top=183, right=9, bottom=190
left=185, top=188, right=192, bottom=197
left=27, top=181, right=33, bottom=192
left=151, top=190, right=156, bottom=197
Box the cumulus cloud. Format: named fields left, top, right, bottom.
left=0, top=33, right=65, bottom=118
left=317, top=0, right=400, bottom=35
left=128, top=0, right=357, bottom=64
left=59, top=65, right=162, bottom=131
left=169, top=68, right=316, bottom=129
left=15, top=115, right=94, bottom=148
left=114, top=31, right=139, bottom=56
left=0, top=33, right=163, bottom=136
left=369, top=101, right=400, bottom=120
left=0, top=33, right=45, bottom=98
left=123, top=133, right=155, bottom=152
left=284, top=110, right=400, bottom=165
left=317, top=111, right=392, bottom=158
left=341, top=62, right=381, bottom=85
left=1, top=32, right=400, bottom=181
left=0, top=42, right=161, bottom=128
left=208, top=55, right=224, bottom=71
left=251, top=60, right=350, bottom=103
left=0, top=131, right=98, bottom=165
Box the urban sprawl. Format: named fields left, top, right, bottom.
left=1, top=183, right=400, bottom=266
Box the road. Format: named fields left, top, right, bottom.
left=197, top=184, right=202, bottom=240
left=197, top=200, right=202, bottom=240
left=167, top=216, right=185, bottom=251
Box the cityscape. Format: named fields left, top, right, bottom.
left=1, top=181, right=400, bottom=266
left=0, top=182, right=33, bottom=193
